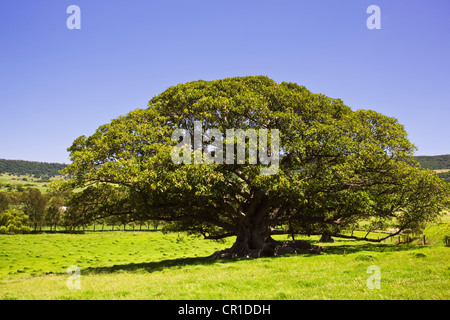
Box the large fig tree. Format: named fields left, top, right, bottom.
left=60, top=76, right=449, bottom=258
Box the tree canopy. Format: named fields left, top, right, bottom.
left=59, top=76, right=450, bottom=258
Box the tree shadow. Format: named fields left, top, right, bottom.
left=83, top=256, right=235, bottom=275
left=83, top=249, right=324, bottom=275
left=323, top=241, right=427, bottom=255
left=82, top=240, right=428, bottom=275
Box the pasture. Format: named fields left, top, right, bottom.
left=0, top=174, right=50, bottom=193
left=0, top=217, right=449, bottom=300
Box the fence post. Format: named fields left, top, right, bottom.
left=423, top=234, right=426, bottom=245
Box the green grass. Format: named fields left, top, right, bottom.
left=0, top=174, right=51, bottom=193
left=0, top=220, right=449, bottom=300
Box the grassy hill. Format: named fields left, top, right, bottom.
left=0, top=159, right=67, bottom=180
left=414, top=154, right=450, bottom=182
left=0, top=159, right=67, bottom=193
left=0, top=174, right=51, bottom=193
left=414, top=154, right=450, bottom=170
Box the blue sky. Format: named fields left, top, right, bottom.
left=0, top=0, right=449, bottom=164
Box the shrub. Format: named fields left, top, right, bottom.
left=0, top=209, right=30, bottom=234
left=354, top=254, right=376, bottom=261
left=21, top=226, right=31, bottom=234
left=8, top=225, right=19, bottom=233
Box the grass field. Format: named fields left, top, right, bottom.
left=0, top=174, right=51, bottom=193
left=0, top=216, right=449, bottom=300
left=435, top=169, right=450, bottom=173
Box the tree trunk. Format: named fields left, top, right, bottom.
left=210, top=224, right=325, bottom=259
left=319, top=233, right=335, bottom=243
left=210, top=192, right=326, bottom=259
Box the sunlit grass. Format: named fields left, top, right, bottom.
left=0, top=220, right=449, bottom=300
left=0, top=174, right=51, bottom=193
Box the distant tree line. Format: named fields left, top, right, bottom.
left=414, top=155, right=450, bottom=183
left=0, top=188, right=67, bottom=234
left=414, top=155, right=450, bottom=170
left=0, top=188, right=162, bottom=234
left=0, top=159, right=67, bottom=180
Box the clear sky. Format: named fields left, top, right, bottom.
left=0, top=0, right=449, bottom=164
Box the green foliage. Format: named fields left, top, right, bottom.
left=0, top=192, right=9, bottom=212
left=0, top=209, right=30, bottom=234
left=21, top=188, right=47, bottom=231
left=0, top=188, right=74, bottom=232
left=45, top=196, right=65, bottom=231
left=60, top=76, right=450, bottom=253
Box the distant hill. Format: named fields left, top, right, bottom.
left=0, top=159, right=67, bottom=179
left=414, top=154, right=450, bottom=170
left=414, top=155, right=450, bottom=183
